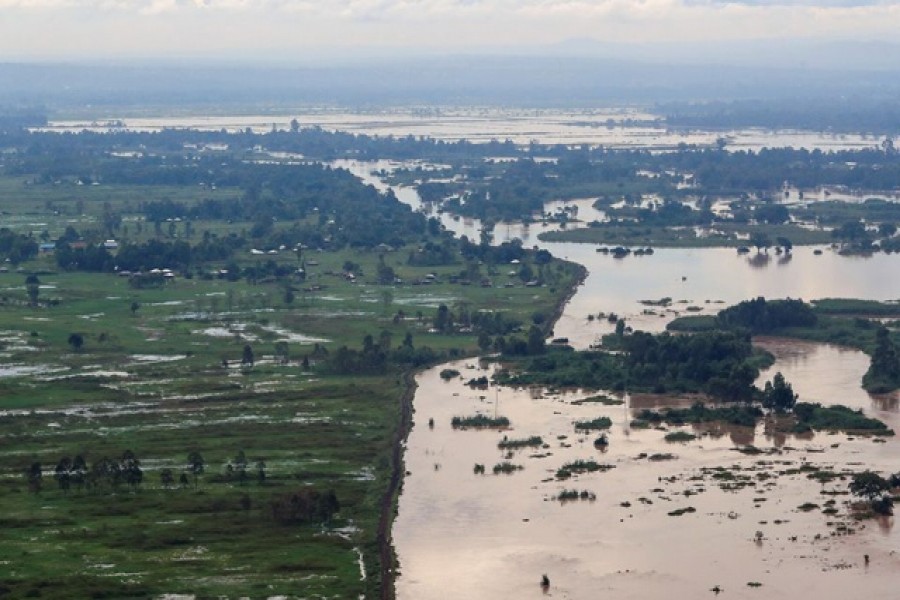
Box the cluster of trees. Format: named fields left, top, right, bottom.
left=624, top=330, right=763, bottom=400
left=0, top=228, right=38, bottom=265
left=270, top=488, right=340, bottom=526
left=864, top=327, right=900, bottom=392
left=326, top=332, right=442, bottom=375
left=25, top=450, right=212, bottom=495
left=716, top=297, right=818, bottom=333
left=26, top=450, right=144, bottom=494
left=499, top=329, right=772, bottom=402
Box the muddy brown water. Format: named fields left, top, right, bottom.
left=394, top=358, right=898, bottom=600
left=369, top=162, right=900, bottom=599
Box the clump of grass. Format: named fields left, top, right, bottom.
left=492, top=462, right=522, bottom=475
left=667, top=506, right=697, bottom=517
left=571, top=394, right=623, bottom=406
left=664, top=431, right=697, bottom=443
left=648, top=453, right=676, bottom=461
left=556, top=489, right=596, bottom=502
left=797, top=502, right=819, bottom=512
left=498, top=435, right=543, bottom=449
left=451, top=415, right=510, bottom=429
left=574, top=416, right=612, bottom=431
left=473, top=463, right=486, bottom=475
left=630, top=419, right=651, bottom=429
left=556, top=459, right=615, bottom=479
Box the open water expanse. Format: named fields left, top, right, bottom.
left=42, top=108, right=882, bottom=152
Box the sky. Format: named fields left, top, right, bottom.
left=0, top=0, right=898, bottom=61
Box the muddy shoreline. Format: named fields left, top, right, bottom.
left=377, top=370, right=416, bottom=600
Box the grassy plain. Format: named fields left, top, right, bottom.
left=0, top=223, right=579, bottom=598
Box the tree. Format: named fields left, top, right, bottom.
left=775, top=237, right=793, bottom=253
left=72, top=455, right=87, bottom=491
left=878, top=222, right=897, bottom=238
left=130, top=301, right=140, bottom=316
left=849, top=471, right=891, bottom=501
left=749, top=232, right=771, bottom=253
left=187, top=451, right=204, bottom=488
left=274, top=341, right=289, bottom=365
left=477, top=331, right=492, bottom=352
left=67, top=333, right=84, bottom=351
left=233, top=450, right=248, bottom=486
left=26, top=283, right=39, bottom=307
left=832, top=220, right=868, bottom=246
left=433, top=304, right=452, bottom=332
left=160, top=468, right=175, bottom=488
left=121, top=449, right=142, bottom=489
left=54, top=457, right=72, bottom=494
left=864, top=327, right=900, bottom=392
left=242, top=344, right=255, bottom=367
left=255, top=459, right=267, bottom=484
left=526, top=325, right=546, bottom=355
left=25, top=461, right=42, bottom=494
left=381, top=290, right=393, bottom=314
left=762, top=372, right=797, bottom=412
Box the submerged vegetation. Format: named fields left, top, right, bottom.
left=792, top=403, right=894, bottom=436
left=497, top=329, right=771, bottom=401
left=498, top=435, right=544, bottom=449
left=451, top=415, right=511, bottom=429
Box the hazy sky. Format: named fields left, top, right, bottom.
left=1, top=0, right=898, bottom=60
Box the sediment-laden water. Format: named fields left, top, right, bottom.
left=346, top=160, right=900, bottom=600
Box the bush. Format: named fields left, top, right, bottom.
left=439, top=368, right=461, bottom=380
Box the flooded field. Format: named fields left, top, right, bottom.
left=394, top=360, right=898, bottom=600
left=41, top=109, right=879, bottom=152
left=373, top=159, right=900, bottom=599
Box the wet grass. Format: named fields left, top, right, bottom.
left=0, top=249, right=578, bottom=598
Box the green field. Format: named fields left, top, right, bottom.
left=0, top=249, right=578, bottom=598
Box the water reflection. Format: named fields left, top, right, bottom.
left=746, top=253, right=772, bottom=268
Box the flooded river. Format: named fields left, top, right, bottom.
left=341, top=160, right=900, bottom=599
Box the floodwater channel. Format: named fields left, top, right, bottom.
left=340, top=161, right=900, bottom=599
